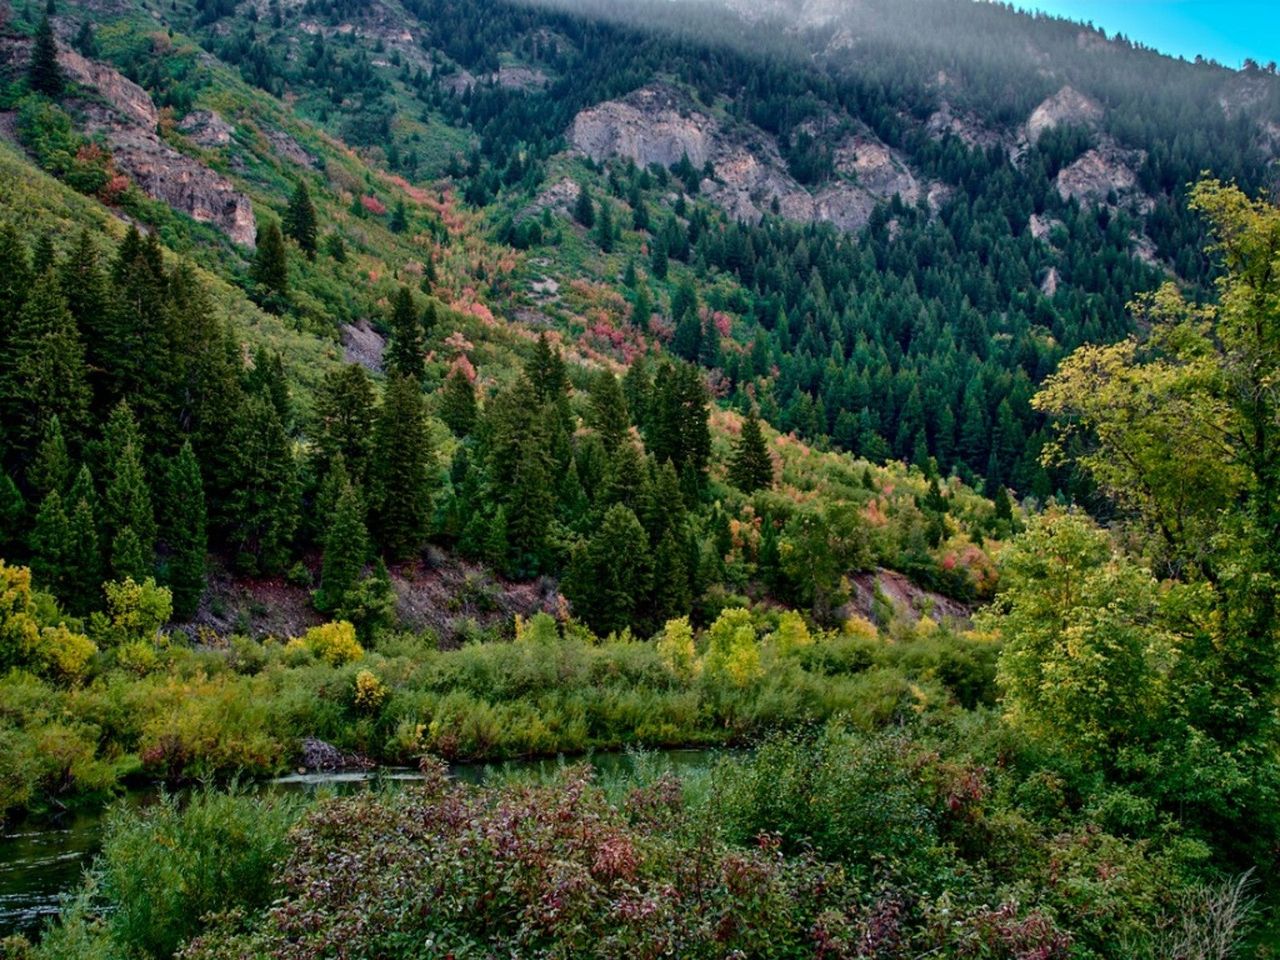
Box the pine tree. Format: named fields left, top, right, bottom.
left=0, top=223, right=32, bottom=337
left=389, top=199, right=409, bottom=234
left=587, top=370, right=629, bottom=452
left=369, top=376, right=433, bottom=561
left=0, top=271, right=90, bottom=459
left=565, top=504, right=652, bottom=636
left=283, top=179, right=318, bottom=258
left=163, top=442, right=207, bottom=620
left=385, top=286, right=425, bottom=381
left=594, top=196, right=614, bottom=252
left=64, top=493, right=101, bottom=616
left=630, top=283, right=652, bottom=331
left=0, top=473, right=26, bottom=555
left=104, top=435, right=155, bottom=581
left=250, top=220, right=289, bottom=311
left=574, top=182, right=595, bottom=228
left=729, top=407, right=773, bottom=493
left=317, top=459, right=369, bottom=613
left=651, top=528, right=691, bottom=623
left=30, top=489, right=70, bottom=595
left=437, top=365, right=477, bottom=437
left=315, top=364, right=376, bottom=485
left=28, top=14, right=62, bottom=97
left=505, top=427, right=555, bottom=576
left=225, top=394, right=299, bottom=575
left=246, top=346, right=292, bottom=429
left=27, top=415, right=71, bottom=500
left=111, top=525, right=148, bottom=583
left=102, top=228, right=166, bottom=418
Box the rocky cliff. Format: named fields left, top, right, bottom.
left=569, top=83, right=936, bottom=233
left=2, top=34, right=257, bottom=246
left=62, top=44, right=257, bottom=246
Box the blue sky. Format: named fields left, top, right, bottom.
left=1005, top=1, right=1280, bottom=68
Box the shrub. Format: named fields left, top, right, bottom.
left=293, top=620, right=363, bottom=665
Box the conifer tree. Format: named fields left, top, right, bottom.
left=729, top=407, right=774, bottom=493
left=0, top=271, right=90, bottom=458
left=64, top=493, right=101, bottom=616
left=27, top=415, right=71, bottom=500
left=317, top=459, right=369, bottom=614
left=283, top=179, right=318, bottom=258
left=225, top=394, right=299, bottom=575
left=370, top=376, right=433, bottom=561
left=104, top=436, right=155, bottom=581
left=574, top=182, right=595, bottom=228
left=438, top=365, right=477, bottom=437
left=385, top=286, right=425, bottom=381
left=601, top=441, right=646, bottom=512
left=389, top=199, right=409, bottom=234
left=111, top=526, right=148, bottom=583
left=651, top=528, right=691, bottom=624
left=565, top=504, right=652, bottom=636
left=630, top=283, right=652, bottom=331
left=28, top=14, right=62, bottom=97
left=102, top=228, right=166, bottom=417
left=594, top=196, right=614, bottom=252
left=30, top=489, right=70, bottom=594
left=0, top=474, right=25, bottom=555
left=246, top=346, right=291, bottom=429
left=0, top=223, right=32, bottom=336
left=587, top=370, right=629, bottom=452
left=250, top=220, right=289, bottom=312
left=314, top=364, right=376, bottom=485
left=505, top=427, right=555, bottom=576
left=163, top=442, right=207, bottom=620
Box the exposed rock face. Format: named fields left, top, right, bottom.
left=1055, top=146, right=1138, bottom=204
left=570, top=84, right=933, bottom=233
left=340, top=319, right=385, bottom=371
left=1026, top=85, right=1103, bottom=143
left=179, top=109, right=234, bottom=147
left=81, top=102, right=258, bottom=247
left=58, top=46, right=158, bottom=129
left=926, top=102, right=1008, bottom=152
left=571, top=85, right=716, bottom=169
left=5, top=39, right=259, bottom=246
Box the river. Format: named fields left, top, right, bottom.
left=0, top=748, right=724, bottom=939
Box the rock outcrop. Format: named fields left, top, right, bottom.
left=570, top=84, right=934, bottom=233
left=1026, top=85, right=1103, bottom=143
left=179, top=109, right=235, bottom=148
left=0, top=36, right=259, bottom=247
left=1055, top=145, right=1139, bottom=204
left=80, top=100, right=258, bottom=247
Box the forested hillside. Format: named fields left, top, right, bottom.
left=0, top=0, right=1278, bottom=955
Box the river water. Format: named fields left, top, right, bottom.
left=0, top=749, right=723, bottom=938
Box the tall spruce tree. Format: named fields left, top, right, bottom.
left=385, top=286, right=425, bottom=381
left=317, top=459, right=369, bottom=613
left=64, top=492, right=102, bottom=616
left=283, top=179, right=318, bottom=258
left=163, top=442, right=207, bottom=619
left=225, top=394, right=299, bottom=575
left=28, top=14, right=62, bottom=97
left=250, top=221, right=289, bottom=312
left=0, top=271, right=89, bottom=460
left=729, top=407, right=774, bottom=493
left=594, top=196, right=614, bottom=252
left=370, top=376, right=433, bottom=561
left=27, top=415, right=71, bottom=500
left=437, top=365, right=477, bottom=437
left=574, top=182, right=595, bottom=228
left=104, top=436, right=155, bottom=581
left=565, top=504, right=652, bottom=636
left=30, top=489, right=70, bottom=595
left=314, top=364, right=376, bottom=485
left=587, top=370, right=629, bottom=452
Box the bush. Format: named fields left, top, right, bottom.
left=292, top=620, right=363, bottom=665
left=45, top=788, right=303, bottom=959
